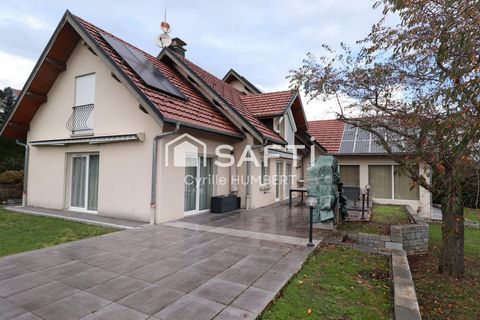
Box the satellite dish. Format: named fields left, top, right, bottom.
left=160, top=21, right=171, bottom=33
left=156, top=33, right=172, bottom=48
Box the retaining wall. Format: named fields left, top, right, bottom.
left=341, top=206, right=429, bottom=256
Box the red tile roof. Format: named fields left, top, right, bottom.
left=75, top=16, right=242, bottom=137
left=175, top=54, right=284, bottom=143
left=77, top=15, right=292, bottom=143
left=240, top=91, right=294, bottom=118
left=5, top=13, right=298, bottom=142
left=308, top=119, right=344, bottom=153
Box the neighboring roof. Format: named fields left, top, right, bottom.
left=222, top=69, right=262, bottom=94
left=308, top=119, right=345, bottom=153
left=241, top=90, right=295, bottom=118
left=308, top=119, right=396, bottom=155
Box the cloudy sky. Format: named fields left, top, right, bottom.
left=0, top=0, right=385, bottom=120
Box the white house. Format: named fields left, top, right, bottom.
left=1, top=11, right=324, bottom=223
left=308, top=119, right=432, bottom=218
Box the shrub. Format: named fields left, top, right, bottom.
left=0, top=170, right=24, bottom=184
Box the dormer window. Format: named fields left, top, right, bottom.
left=67, top=73, right=95, bottom=134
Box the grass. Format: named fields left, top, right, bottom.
left=409, top=223, right=480, bottom=319
left=337, top=205, right=411, bottom=235
left=0, top=208, right=119, bottom=257
left=260, top=245, right=392, bottom=320
left=465, top=208, right=480, bottom=223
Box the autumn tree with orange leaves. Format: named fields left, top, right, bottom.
left=291, top=0, right=480, bottom=278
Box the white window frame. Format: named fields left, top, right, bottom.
left=68, top=153, right=99, bottom=214
left=184, top=156, right=214, bottom=216
left=368, top=164, right=419, bottom=201
left=73, top=73, right=96, bottom=134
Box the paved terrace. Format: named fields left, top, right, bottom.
left=176, top=201, right=327, bottom=240
left=0, top=203, right=323, bottom=320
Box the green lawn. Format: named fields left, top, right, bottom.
left=260, top=245, right=392, bottom=320
left=409, top=224, right=480, bottom=320
left=465, top=208, right=480, bottom=223
left=0, top=209, right=119, bottom=257
left=337, top=205, right=411, bottom=235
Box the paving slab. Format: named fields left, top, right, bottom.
left=32, top=291, right=111, bottom=320
left=78, top=303, right=149, bottom=320
left=231, top=287, right=276, bottom=314
left=6, top=281, right=78, bottom=311
left=213, top=306, right=256, bottom=320
left=0, top=273, right=53, bottom=298
left=60, top=268, right=119, bottom=290
left=153, top=294, right=225, bottom=320
left=0, top=203, right=321, bottom=320
left=0, top=298, right=28, bottom=320
left=117, top=285, right=183, bottom=315
left=10, top=313, right=44, bottom=320
left=154, top=270, right=210, bottom=293
left=190, top=278, right=248, bottom=305
left=87, top=276, right=148, bottom=301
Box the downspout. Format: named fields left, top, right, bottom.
left=246, top=138, right=268, bottom=210
left=150, top=122, right=180, bottom=225
left=15, top=140, right=29, bottom=207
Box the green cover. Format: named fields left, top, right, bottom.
left=307, top=156, right=341, bottom=222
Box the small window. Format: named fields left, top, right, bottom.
left=70, top=74, right=95, bottom=133
left=75, top=74, right=95, bottom=106
left=261, top=161, right=267, bottom=184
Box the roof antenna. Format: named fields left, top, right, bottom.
left=156, top=9, right=172, bottom=48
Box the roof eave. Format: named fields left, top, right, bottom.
left=0, top=10, right=72, bottom=138
left=163, top=117, right=245, bottom=140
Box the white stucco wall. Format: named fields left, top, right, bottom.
left=335, top=155, right=432, bottom=218
left=27, top=43, right=163, bottom=222
left=154, top=129, right=239, bottom=223
left=24, top=41, right=316, bottom=223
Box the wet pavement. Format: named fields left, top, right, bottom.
left=0, top=203, right=321, bottom=320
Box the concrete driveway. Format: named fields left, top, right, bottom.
left=0, top=212, right=319, bottom=320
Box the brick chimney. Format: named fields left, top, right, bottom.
left=169, top=38, right=187, bottom=57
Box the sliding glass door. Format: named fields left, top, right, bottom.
left=70, top=154, right=99, bottom=212
left=184, top=157, right=213, bottom=215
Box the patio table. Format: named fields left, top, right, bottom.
left=289, top=188, right=308, bottom=207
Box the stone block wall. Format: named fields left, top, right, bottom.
left=391, top=249, right=422, bottom=320
left=391, top=224, right=429, bottom=255
left=342, top=222, right=428, bottom=256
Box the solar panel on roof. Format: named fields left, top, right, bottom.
left=356, top=129, right=370, bottom=140
left=354, top=140, right=369, bottom=153
left=342, top=129, right=356, bottom=140
left=339, top=140, right=355, bottom=153
left=100, top=33, right=187, bottom=100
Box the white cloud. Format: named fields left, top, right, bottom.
left=0, top=51, right=34, bottom=89
left=0, top=11, right=51, bottom=31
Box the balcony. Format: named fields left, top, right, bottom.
left=66, top=104, right=94, bottom=134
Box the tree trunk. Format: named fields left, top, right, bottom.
left=438, top=172, right=465, bottom=278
